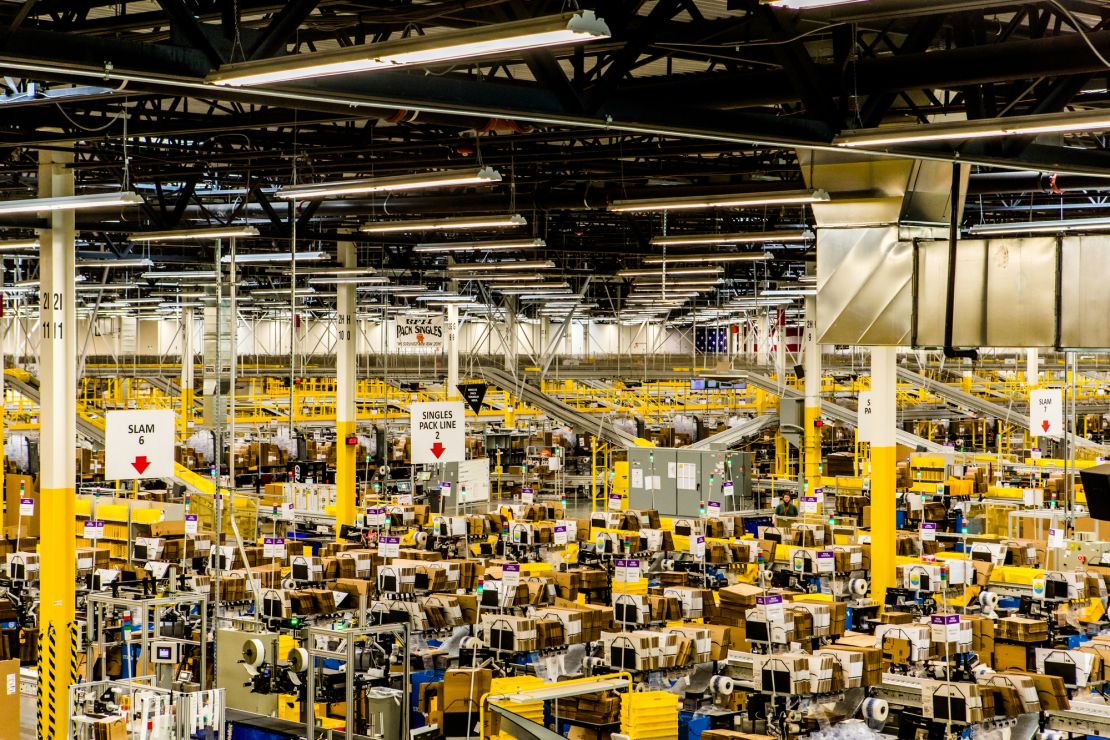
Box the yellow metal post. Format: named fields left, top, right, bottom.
left=803, top=295, right=822, bottom=490
left=870, top=346, right=898, bottom=606
left=334, top=242, right=357, bottom=538
left=180, top=306, right=194, bottom=439
left=37, top=149, right=77, bottom=740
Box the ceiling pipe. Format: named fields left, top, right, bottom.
left=967, top=172, right=1110, bottom=196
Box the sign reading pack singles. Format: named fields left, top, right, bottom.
left=395, top=314, right=444, bottom=351
left=105, top=409, right=176, bottom=480
left=410, top=401, right=466, bottom=464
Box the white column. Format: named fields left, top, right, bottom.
left=775, top=309, right=786, bottom=379
left=446, top=304, right=459, bottom=398
left=759, top=310, right=771, bottom=366
left=38, top=149, right=77, bottom=739
left=869, top=345, right=898, bottom=603
left=180, top=307, right=194, bottom=438
left=1026, top=348, right=1039, bottom=389
left=803, top=296, right=822, bottom=488
left=335, top=242, right=357, bottom=533
left=504, top=300, right=517, bottom=371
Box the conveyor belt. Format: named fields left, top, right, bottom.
left=479, top=365, right=642, bottom=448
left=897, top=366, right=1109, bottom=453
left=737, top=371, right=951, bottom=453
left=689, top=414, right=778, bottom=450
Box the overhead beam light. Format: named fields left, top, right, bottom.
left=617, top=267, right=723, bottom=277
left=609, top=189, right=829, bottom=213
left=413, top=238, right=545, bottom=253
left=277, top=167, right=501, bottom=200
left=140, top=270, right=219, bottom=280
left=452, top=273, right=548, bottom=282
left=308, top=275, right=390, bottom=285
left=222, top=250, right=328, bottom=263
left=764, top=0, right=868, bottom=8
left=208, top=11, right=610, bottom=86
left=642, top=251, right=774, bottom=265
left=834, top=108, right=1110, bottom=148
left=362, top=214, right=527, bottom=234
left=966, top=217, right=1110, bottom=235
left=129, top=225, right=260, bottom=242
left=447, top=259, right=555, bottom=272
left=0, top=191, right=142, bottom=215
left=76, top=257, right=153, bottom=268
left=0, top=239, right=40, bottom=251
left=650, top=230, right=812, bottom=247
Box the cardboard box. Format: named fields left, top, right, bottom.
left=994, top=641, right=1030, bottom=672
left=0, top=659, right=18, bottom=740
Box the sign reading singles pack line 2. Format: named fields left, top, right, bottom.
left=410, top=401, right=466, bottom=464
left=105, top=409, right=176, bottom=480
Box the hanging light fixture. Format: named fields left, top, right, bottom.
left=277, top=167, right=501, bottom=200
left=208, top=11, right=610, bottom=86
left=128, top=225, right=260, bottom=242
left=609, top=190, right=829, bottom=213
left=413, top=238, right=545, bottom=253
left=361, top=214, right=527, bottom=234
left=0, top=191, right=142, bottom=215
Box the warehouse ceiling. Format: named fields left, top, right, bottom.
left=0, top=0, right=1109, bottom=323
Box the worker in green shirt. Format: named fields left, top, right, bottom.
left=775, top=493, right=799, bottom=517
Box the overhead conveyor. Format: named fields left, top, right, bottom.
left=5, top=370, right=214, bottom=495
left=688, top=414, right=779, bottom=450
left=735, top=371, right=952, bottom=454
left=479, top=365, right=643, bottom=448
left=896, top=367, right=1110, bottom=453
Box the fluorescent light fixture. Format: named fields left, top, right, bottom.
left=415, top=294, right=476, bottom=303
left=76, top=257, right=153, bottom=268
left=609, top=189, right=829, bottom=213
left=453, top=273, right=548, bottom=282
left=299, top=267, right=376, bottom=276
left=413, top=238, right=545, bottom=253
left=0, top=239, right=39, bottom=251
left=966, top=217, right=1110, bottom=235
left=835, top=108, right=1110, bottom=148
left=0, top=191, right=142, bottom=215
left=356, top=285, right=428, bottom=292
left=209, top=11, right=610, bottom=86
left=128, top=225, right=259, bottom=241
left=618, top=267, right=723, bottom=277
left=446, top=259, right=554, bottom=272
left=765, top=0, right=867, bottom=8
left=759, top=289, right=816, bottom=297
left=651, top=230, right=812, bottom=247
left=642, top=251, right=773, bottom=265
left=362, top=214, right=527, bottom=234
left=631, top=279, right=722, bottom=287
left=152, top=291, right=207, bottom=298
left=141, top=270, right=218, bottom=280
left=223, top=250, right=327, bottom=263
left=308, top=275, right=389, bottom=285
left=253, top=287, right=314, bottom=296
left=277, top=167, right=501, bottom=200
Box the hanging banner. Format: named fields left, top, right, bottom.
left=395, top=315, right=445, bottom=351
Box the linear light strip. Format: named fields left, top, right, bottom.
left=129, top=225, right=260, bottom=242
left=277, top=167, right=501, bottom=200
left=361, top=214, right=527, bottom=233
left=0, top=191, right=142, bottom=215
left=609, top=189, right=829, bottom=213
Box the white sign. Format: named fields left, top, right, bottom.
left=616, top=559, right=640, bottom=583
left=554, top=525, right=568, bottom=546
left=1031, top=388, right=1064, bottom=438
left=367, top=507, right=386, bottom=527
left=722, top=480, right=735, bottom=497
left=521, top=487, right=534, bottom=505
left=857, top=390, right=877, bottom=443
left=105, top=409, right=176, bottom=480
left=690, top=534, right=705, bottom=559
left=18, top=499, right=32, bottom=517
left=410, top=402, right=466, bottom=464
left=378, top=535, right=400, bottom=558
left=801, top=496, right=818, bottom=514
left=84, top=520, right=104, bottom=540
left=502, top=563, right=521, bottom=587
left=608, top=493, right=622, bottom=511
left=557, top=519, right=578, bottom=541
left=185, top=514, right=198, bottom=536
left=456, top=458, right=491, bottom=503
left=1048, top=527, right=1065, bottom=549
left=757, top=594, right=784, bottom=622
left=395, top=315, right=444, bottom=351
left=707, top=501, right=721, bottom=519
left=921, top=522, right=937, bottom=541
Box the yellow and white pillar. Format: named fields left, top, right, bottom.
left=870, top=345, right=898, bottom=605
left=1026, top=348, right=1039, bottom=390
left=335, top=242, right=357, bottom=537
left=37, top=149, right=77, bottom=739
left=446, top=304, right=459, bottom=399
left=180, top=306, right=194, bottom=439
left=803, top=295, right=822, bottom=490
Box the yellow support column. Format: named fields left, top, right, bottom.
left=37, top=149, right=77, bottom=740
left=870, top=346, right=898, bottom=606
left=180, top=306, right=194, bottom=439
left=803, top=295, right=822, bottom=490
left=334, top=242, right=357, bottom=538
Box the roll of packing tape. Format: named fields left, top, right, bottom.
left=287, top=647, right=309, bottom=673
left=862, top=698, right=889, bottom=724
left=710, top=676, right=735, bottom=695
left=414, top=531, right=428, bottom=546
left=849, top=578, right=869, bottom=597
left=979, top=590, right=999, bottom=609
left=243, top=638, right=265, bottom=668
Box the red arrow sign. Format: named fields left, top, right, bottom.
left=1041, top=420, right=1051, bottom=433
left=430, top=442, right=446, bottom=459
left=132, top=456, right=151, bottom=474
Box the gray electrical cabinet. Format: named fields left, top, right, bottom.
left=627, top=447, right=753, bottom=516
